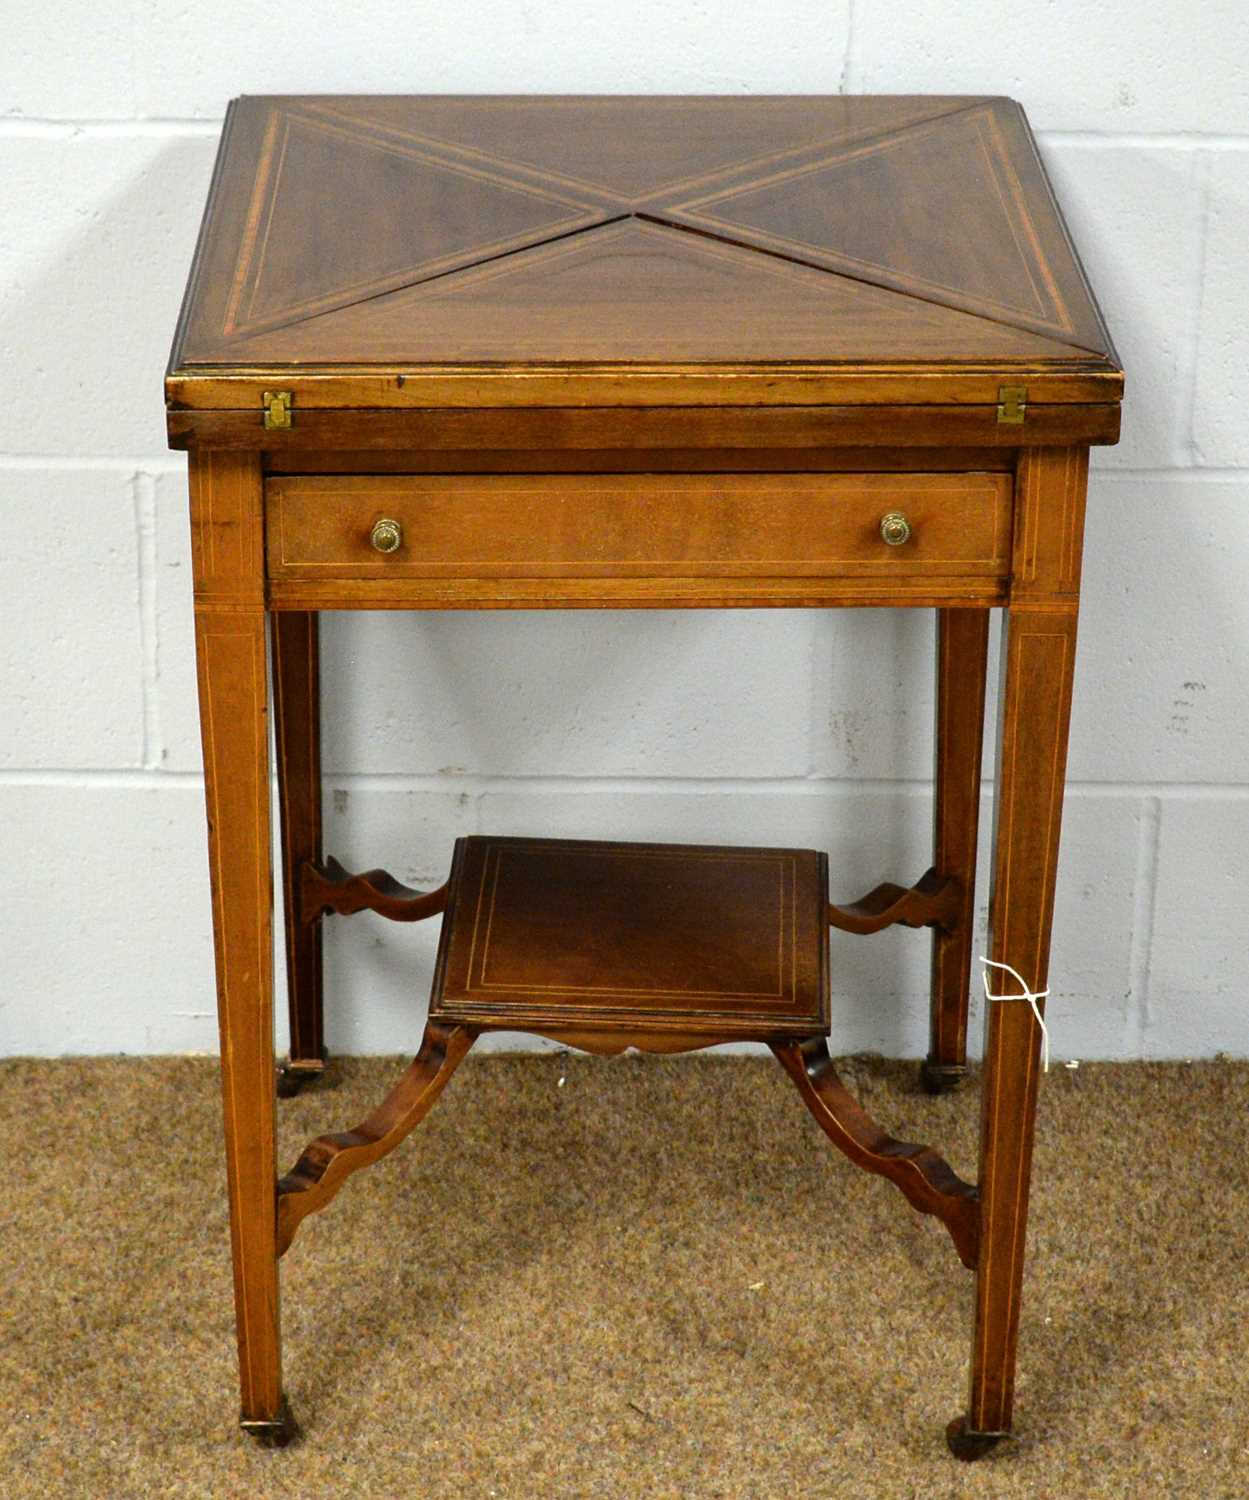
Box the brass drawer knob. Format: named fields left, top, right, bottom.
left=879, top=511, right=912, bottom=547
left=369, top=517, right=403, bottom=554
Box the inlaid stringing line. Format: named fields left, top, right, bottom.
left=675, top=107, right=1074, bottom=339
left=223, top=107, right=287, bottom=336
left=232, top=110, right=604, bottom=337
left=994, top=627, right=1070, bottom=1401
left=200, top=627, right=270, bottom=1406
left=470, top=846, right=795, bottom=999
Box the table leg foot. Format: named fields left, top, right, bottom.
left=945, top=1416, right=1007, bottom=1461
left=920, top=1059, right=969, bottom=1095
left=277, top=1053, right=330, bottom=1098
left=241, top=1397, right=300, bottom=1448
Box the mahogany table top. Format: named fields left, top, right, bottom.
left=166, top=94, right=1123, bottom=430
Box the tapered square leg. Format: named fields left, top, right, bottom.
left=190, top=451, right=288, bottom=1437
left=951, top=447, right=1087, bottom=1457
left=271, top=611, right=326, bottom=1095
left=923, top=607, right=990, bottom=1094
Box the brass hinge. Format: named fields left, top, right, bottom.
left=996, top=385, right=1027, bottom=425
left=262, top=390, right=292, bottom=429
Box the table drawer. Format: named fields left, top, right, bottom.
left=266, top=473, right=1012, bottom=590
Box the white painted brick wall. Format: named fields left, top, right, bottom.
left=2, top=6, right=1245, bottom=1059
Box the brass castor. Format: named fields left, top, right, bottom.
left=241, top=1397, right=300, bottom=1449
left=276, top=1052, right=330, bottom=1099
left=945, top=1416, right=1008, bottom=1461
left=920, top=1059, right=970, bottom=1095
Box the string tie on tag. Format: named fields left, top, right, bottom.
left=979, top=957, right=1050, bottom=1074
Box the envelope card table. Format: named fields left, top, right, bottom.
left=165, top=93, right=1123, bottom=1456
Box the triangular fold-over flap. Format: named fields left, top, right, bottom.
left=217, top=219, right=1100, bottom=366
left=300, top=95, right=990, bottom=207
left=222, top=106, right=610, bottom=339
left=663, top=101, right=1111, bottom=355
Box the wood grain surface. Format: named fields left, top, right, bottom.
left=266, top=471, right=1012, bottom=582
left=170, top=92, right=1116, bottom=1458
left=166, top=94, right=1122, bottom=428
left=430, top=836, right=830, bottom=1041
left=189, top=451, right=287, bottom=1436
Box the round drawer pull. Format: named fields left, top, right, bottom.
left=369, top=517, right=403, bottom=554
left=879, top=511, right=912, bottom=547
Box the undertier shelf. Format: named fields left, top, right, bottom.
left=429, top=835, right=831, bottom=1044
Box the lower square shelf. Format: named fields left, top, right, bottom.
left=429, top=835, right=830, bottom=1044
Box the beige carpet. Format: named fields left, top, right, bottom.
left=2, top=1052, right=1247, bottom=1498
